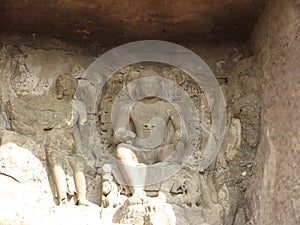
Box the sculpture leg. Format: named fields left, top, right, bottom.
left=115, top=145, right=145, bottom=198
left=69, top=155, right=96, bottom=206
left=47, top=149, right=68, bottom=205
left=69, top=155, right=86, bottom=204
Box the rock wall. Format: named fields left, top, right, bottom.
left=246, top=0, right=300, bottom=224
left=0, top=46, right=103, bottom=224
left=0, top=41, right=261, bottom=225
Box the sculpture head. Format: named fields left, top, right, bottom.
left=138, top=69, right=163, bottom=98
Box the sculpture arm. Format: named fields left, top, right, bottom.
left=67, top=99, right=87, bottom=126
left=113, top=104, right=136, bottom=144
left=167, top=105, right=188, bottom=144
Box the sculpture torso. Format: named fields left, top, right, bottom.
left=130, top=99, right=173, bottom=149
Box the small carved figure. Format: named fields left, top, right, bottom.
left=167, top=167, right=201, bottom=208
left=101, top=164, right=123, bottom=208
left=55, top=73, right=76, bottom=100
left=0, top=98, right=11, bottom=139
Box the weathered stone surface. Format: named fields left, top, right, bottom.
left=215, top=56, right=261, bottom=225
left=0, top=41, right=261, bottom=224
left=0, top=0, right=268, bottom=45
left=246, top=0, right=300, bottom=224
left=113, top=197, right=177, bottom=225
left=1, top=1, right=299, bottom=223
left=0, top=143, right=53, bottom=224
left=0, top=45, right=103, bottom=224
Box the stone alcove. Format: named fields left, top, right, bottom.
left=0, top=0, right=299, bottom=224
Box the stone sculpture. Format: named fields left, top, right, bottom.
left=0, top=98, right=11, bottom=138
left=166, top=167, right=201, bottom=208
left=81, top=64, right=233, bottom=224
left=113, top=69, right=188, bottom=201
left=55, top=73, right=76, bottom=100
left=101, top=164, right=123, bottom=208
left=45, top=127, right=95, bottom=206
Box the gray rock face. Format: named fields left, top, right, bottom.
left=246, top=0, right=300, bottom=224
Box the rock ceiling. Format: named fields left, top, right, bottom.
left=0, top=0, right=268, bottom=45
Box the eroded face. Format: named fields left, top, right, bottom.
left=102, top=181, right=112, bottom=195
left=138, top=76, right=163, bottom=98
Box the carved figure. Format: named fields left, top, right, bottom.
left=101, top=164, right=123, bottom=208
left=45, top=128, right=95, bottom=206
left=167, top=167, right=201, bottom=208
left=0, top=98, right=11, bottom=139
left=55, top=73, right=76, bottom=100
left=113, top=69, right=188, bottom=201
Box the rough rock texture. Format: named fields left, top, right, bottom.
left=0, top=46, right=103, bottom=224
left=0, top=41, right=261, bottom=225
left=246, top=0, right=300, bottom=224
left=113, top=197, right=177, bottom=225
left=1, top=1, right=299, bottom=224
left=216, top=56, right=261, bottom=225
left=0, top=142, right=53, bottom=224
left=0, top=142, right=101, bottom=225
left=0, top=0, right=268, bottom=45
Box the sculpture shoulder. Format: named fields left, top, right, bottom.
left=162, top=101, right=180, bottom=115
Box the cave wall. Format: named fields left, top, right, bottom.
left=3, top=0, right=300, bottom=224
left=0, top=41, right=260, bottom=224
left=246, top=0, right=300, bottom=224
